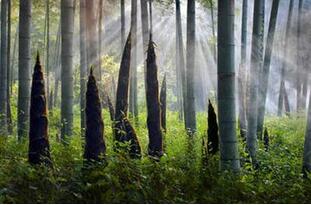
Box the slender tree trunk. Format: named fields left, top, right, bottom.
left=160, top=75, right=167, bottom=132
left=129, top=0, right=139, bottom=119
left=217, top=0, right=240, bottom=171
left=61, top=0, right=74, bottom=141
left=121, top=0, right=125, bottom=47
left=176, top=0, right=187, bottom=124
left=17, top=0, right=31, bottom=140
left=301, top=0, right=308, bottom=111
left=284, top=86, right=291, bottom=115
left=53, top=59, right=61, bottom=109
left=296, top=77, right=302, bottom=112
left=7, top=0, right=11, bottom=94
left=111, top=76, right=117, bottom=102
left=175, top=0, right=183, bottom=121
left=106, top=95, right=115, bottom=122
left=140, top=0, right=149, bottom=56
left=245, top=68, right=251, bottom=119
left=149, top=0, right=153, bottom=34
left=29, top=54, right=51, bottom=166
left=185, top=0, right=196, bottom=133
left=7, top=0, right=12, bottom=134
left=80, top=0, right=87, bottom=135
left=247, top=0, right=265, bottom=167
left=11, top=24, right=18, bottom=95
left=86, top=0, right=100, bottom=79
left=278, top=79, right=285, bottom=116
left=303, top=83, right=311, bottom=174
left=52, top=23, right=61, bottom=108
left=238, top=0, right=248, bottom=140
left=43, top=5, right=47, bottom=67
left=53, top=78, right=60, bottom=107
left=302, top=75, right=308, bottom=110
left=278, top=0, right=294, bottom=117
left=297, top=0, right=304, bottom=111
left=0, top=0, right=8, bottom=136
left=141, top=0, right=149, bottom=107
left=257, top=0, right=280, bottom=138
left=45, top=0, right=50, bottom=109
left=210, top=0, right=216, bottom=62
left=98, top=0, right=103, bottom=80
left=48, top=90, right=53, bottom=109
left=53, top=23, right=61, bottom=74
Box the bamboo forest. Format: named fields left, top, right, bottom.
left=0, top=0, right=311, bottom=203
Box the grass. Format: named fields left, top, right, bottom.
left=0, top=106, right=310, bottom=203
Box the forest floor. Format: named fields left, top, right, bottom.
left=0, top=105, right=310, bottom=203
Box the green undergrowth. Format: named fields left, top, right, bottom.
left=0, top=108, right=310, bottom=203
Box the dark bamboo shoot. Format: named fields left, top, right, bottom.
left=207, top=100, right=219, bottom=155
left=28, top=53, right=51, bottom=165
left=114, top=31, right=141, bottom=158
left=84, top=68, right=106, bottom=162
left=146, top=39, right=163, bottom=159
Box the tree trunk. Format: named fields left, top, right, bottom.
left=297, top=0, right=304, bottom=111
left=0, top=0, right=8, bottom=136
left=141, top=0, right=149, bottom=107
left=301, top=0, right=308, bottom=111
left=111, top=76, right=117, bottom=102
left=245, top=65, right=251, bottom=119
left=129, top=0, right=138, bottom=119
left=121, top=0, right=125, bottom=47
left=86, top=0, right=100, bottom=79
left=149, top=0, right=153, bottom=34
left=238, top=0, right=248, bottom=140
left=140, top=0, right=149, bottom=49
left=146, top=38, right=163, bottom=159
left=257, top=0, right=280, bottom=139
left=175, top=0, right=186, bottom=122
left=185, top=0, right=196, bottom=134
left=53, top=23, right=61, bottom=108
left=217, top=0, right=240, bottom=171
left=29, top=54, right=51, bottom=166
left=98, top=0, right=103, bottom=80
left=140, top=0, right=149, bottom=52
left=11, top=24, right=18, bottom=95
left=114, top=32, right=141, bottom=158
left=106, top=95, right=115, bottom=122
left=303, top=87, right=311, bottom=175
left=284, top=85, right=291, bottom=115
left=277, top=0, right=294, bottom=117
left=296, top=76, right=302, bottom=112
left=61, top=0, right=74, bottom=141
left=45, top=0, right=50, bottom=109
left=48, top=90, right=53, bottom=109
left=7, top=0, right=12, bottom=134
left=17, top=0, right=32, bottom=140
left=84, top=69, right=106, bottom=162
left=160, top=75, right=167, bottom=132
left=247, top=0, right=265, bottom=168
left=80, top=0, right=87, bottom=135
left=53, top=78, right=60, bottom=107
left=302, top=75, right=308, bottom=110
left=210, top=0, right=216, bottom=62
left=278, top=79, right=285, bottom=116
